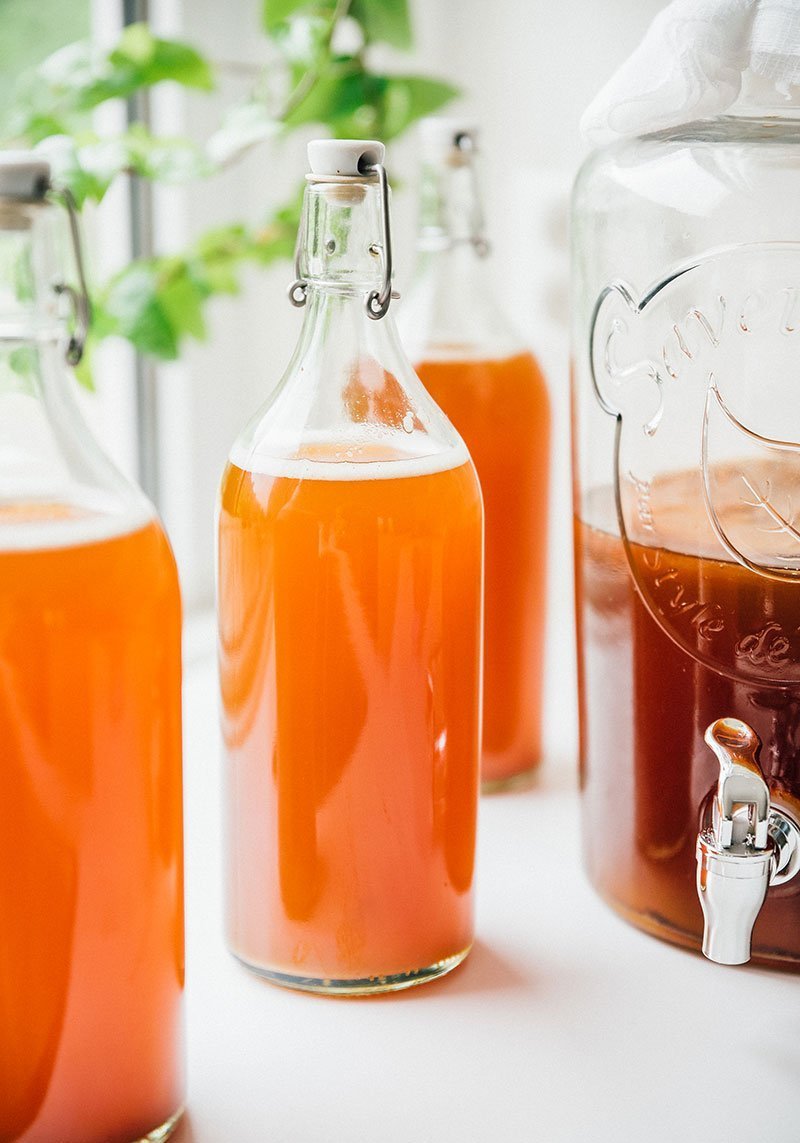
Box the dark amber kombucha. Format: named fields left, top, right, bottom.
left=575, top=472, right=800, bottom=968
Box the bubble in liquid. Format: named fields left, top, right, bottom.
left=401, top=412, right=414, bottom=434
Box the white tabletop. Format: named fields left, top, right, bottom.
left=174, top=650, right=797, bottom=1143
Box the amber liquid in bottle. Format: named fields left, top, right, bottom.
left=416, top=352, right=550, bottom=787
left=575, top=466, right=800, bottom=966
left=219, top=442, right=482, bottom=989
left=0, top=510, right=184, bottom=1142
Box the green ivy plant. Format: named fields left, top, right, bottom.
left=2, top=0, right=457, bottom=385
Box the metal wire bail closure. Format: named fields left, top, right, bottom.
left=364, top=162, right=394, bottom=321
left=287, top=183, right=310, bottom=308
left=51, top=186, right=92, bottom=367
left=455, top=131, right=490, bottom=259
left=288, top=156, right=397, bottom=319
left=287, top=278, right=308, bottom=307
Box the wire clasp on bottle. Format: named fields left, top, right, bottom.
left=51, top=186, right=92, bottom=367
left=288, top=158, right=398, bottom=321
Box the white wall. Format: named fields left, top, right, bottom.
left=145, top=0, right=667, bottom=759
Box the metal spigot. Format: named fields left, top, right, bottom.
left=696, top=718, right=800, bottom=965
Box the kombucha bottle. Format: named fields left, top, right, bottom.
left=400, top=120, right=551, bottom=791
left=0, top=156, right=184, bottom=1141
left=218, top=139, right=483, bottom=995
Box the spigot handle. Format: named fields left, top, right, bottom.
left=704, top=718, right=770, bottom=850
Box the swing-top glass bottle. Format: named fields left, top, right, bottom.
left=218, top=140, right=483, bottom=994
left=0, top=154, right=184, bottom=1141
left=400, top=119, right=551, bottom=791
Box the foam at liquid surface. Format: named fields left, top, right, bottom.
left=231, top=430, right=470, bottom=481
left=0, top=500, right=152, bottom=552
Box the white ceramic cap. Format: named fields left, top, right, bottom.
left=307, top=139, right=385, bottom=177
left=418, top=118, right=480, bottom=157
left=0, top=151, right=51, bottom=201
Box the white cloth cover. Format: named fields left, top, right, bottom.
left=582, top=0, right=800, bottom=144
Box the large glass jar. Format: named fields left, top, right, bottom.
left=572, top=94, right=800, bottom=969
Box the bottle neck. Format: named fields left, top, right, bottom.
left=291, top=176, right=404, bottom=376
left=0, top=203, right=147, bottom=523
left=417, top=155, right=488, bottom=253
left=402, top=154, right=521, bottom=362
left=298, top=177, right=387, bottom=298
left=0, top=205, right=63, bottom=346
left=0, top=207, right=85, bottom=418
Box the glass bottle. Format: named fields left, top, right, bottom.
left=572, top=79, right=800, bottom=968
left=0, top=155, right=184, bottom=1138
left=400, top=119, right=551, bottom=792
left=218, top=139, right=483, bottom=994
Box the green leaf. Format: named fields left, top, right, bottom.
left=93, top=197, right=306, bottom=364
left=119, top=24, right=213, bottom=89
left=158, top=269, right=208, bottom=342
left=283, top=58, right=370, bottom=129
left=103, top=263, right=180, bottom=359
left=101, top=254, right=219, bottom=360
left=79, top=24, right=214, bottom=106
left=194, top=224, right=251, bottom=292
left=378, top=75, right=459, bottom=140
left=3, top=29, right=214, bottom=147
left=350, top=0, right=412, bottom=49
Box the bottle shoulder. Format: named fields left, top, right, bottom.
left=0, top=378, right=158, bottom=552
left=228, top=305, right=470, bottom=482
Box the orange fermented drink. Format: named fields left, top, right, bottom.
left=416, top=352, right=551, bottom=787
left=219, top=445, right=483, bottom=990
left=404, top=119, right=552, bottom=790
left=0, top=509, right=184, bottom=1143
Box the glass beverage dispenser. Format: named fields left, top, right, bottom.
left=572, top=82, right=800, bottom=967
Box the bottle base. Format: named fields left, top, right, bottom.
left=597, top=885, right=800, bottom=972
left=232, top=945, right=472, bottom=996
left=136, top=1107, right=185, bottom=1142
left=481, top=763, right=540, bottom=795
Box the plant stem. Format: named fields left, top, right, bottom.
left=276, top=0, right=352, bottom=121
